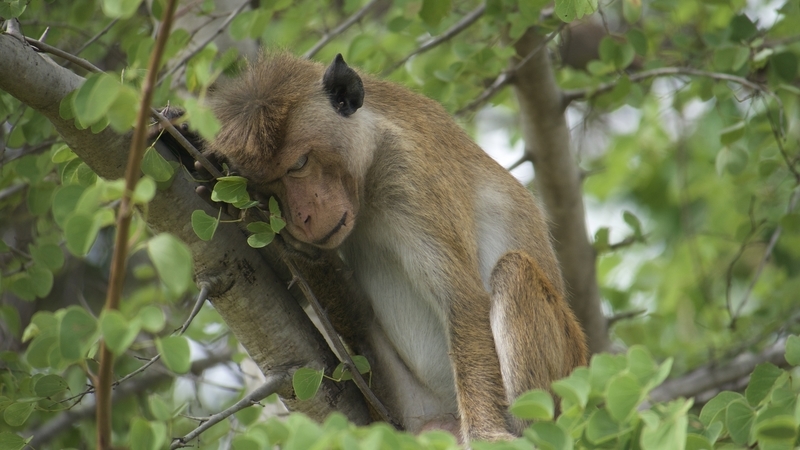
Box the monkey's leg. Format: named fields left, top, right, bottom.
left=489, top=250, right=588, bottom=434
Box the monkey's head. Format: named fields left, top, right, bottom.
left=208, top=53, right=372, bottom=250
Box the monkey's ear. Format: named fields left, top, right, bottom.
left=322, top=54, right=364, bottom=117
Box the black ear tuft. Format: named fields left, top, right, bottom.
left=322, top=54, right=364, bottom=117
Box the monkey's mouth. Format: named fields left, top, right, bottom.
left=314, top=212, right=348, bottom=246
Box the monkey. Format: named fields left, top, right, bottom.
left=200, top=52, right=588, bottom=442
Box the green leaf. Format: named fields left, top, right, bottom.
left=622, top=0, right=641, bottom=24
left=147, top=233, right=193, bottom=298
left=720, top=122, right=746, bottom=145
left=585, top=408, right=625, bottom=444
left=52, top=184, right=86, bottom=228
left=107, top=87, right=139, bottom=132
left=606, top=373, right=643, bottom=423
left=3, top=402, right=34, bottom=427
left=142, top=147, right=175, bottom=182
left=183, top=98, right=221, bottom=140
left=552, top=367, right=590, bottom=408
left=785, top=335, right=800, bottom=366
left=72, top=73, right=121, bottom=127
left=729, top=14, right=757, bottom=42
left=0, top=0, right=27, bottom=18
left=745, top=363, right=783, bottom=406
left=191, top=209, right=219, bottom=241
left=132, top=176, right=157, bottom=204
left=640, top=401, right=690, bottom=450
left=148, top=394, right=173, bottom=421
left=102, top=0, right=143, bottom=19
left=64, top=212, right=101, bottom=256
left=726, top=399, right=755, bottom=446
left=0, top=432, right=28, bottom=450
left=419, top=0, right=450, bottom=27
left=627, top=345, right=657, bottom=383
left=59, top=306, right=97, bottom=361
left=268, top=197, right=281, bottom=215
left=589, top=353, right=628, bottom=392
left=100, top=310, right=140, bottom=355
left=29, top=263, right=54, bottom=298
left=51, top=145, right=77, bottom=163
left=555, top=0, right=597, bottom=22
left=129, top=417, right=155, bottom=450
left=699, top=391, right=742, bottom=427
left=27, top=181, right=56, bottom=216
left=754, top=415, right=797, bottom=441
left=771, top=52, right=798, bottom=83
left=248, top=231, right=275, bottom=248
left=212, top=176, right=250, bottom=204
left=156, top=336, right=191, bottom=374
left=34, top=374, right=69, bottom=397
left=293, top=367, right=323, bottom=401
left=270, top=216, right=286, bottom=233
left=31, top=243, right=65, bottom=271
left=685, top=433, right=713, bottom=450
left=510, top=389, right=554, bottom=420
left=525, top=422, right=572, bottom=450
left=351, top=355, right=370, bottom=374
left=138, top=306, right=166, bottom=333
left=332, top=362, right=353, bottom=381
left=622, top=210, right=643, bottom=239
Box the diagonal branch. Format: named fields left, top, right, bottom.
left=454, top=24, right=563, bottom=119
left=302, top=0, right=381, bottom=60
left=382, top=3, right=486, bottom=76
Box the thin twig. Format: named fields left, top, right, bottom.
left=177, top=283, right=211, bottom=334
left=152, top=109, right=223, bottom=178
left=171, top=375, right=285, bottom=449
left=607, top=309, right=647, bottom=327
left=302, top=0, right=381, bottom=60
left=282, top=257, right=398, bottom=428
left=25, top=36, right=222, bottom=178
left=562, top=67, right=786, bottom=131
left=24, top=36, right=103, bottom=73
left=156, top=0, right=251, bottom=86
left=382, top=3, right=486, bottom=75
left=72, top=19, right=118, bottom=57
left=732, top=188, right=800, bottom=325
left=454, top=24, right=564, bottom=118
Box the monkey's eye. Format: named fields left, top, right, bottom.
left=288, top=155, right=308, bottom=172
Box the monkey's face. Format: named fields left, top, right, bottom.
left=208, top=53, right=369, bottom=249
left=249, top=132, right=362, bottom=250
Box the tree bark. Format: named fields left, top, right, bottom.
left=0, top=34, right=371, bottom=425
left=512, top=28, right=610, bottom=353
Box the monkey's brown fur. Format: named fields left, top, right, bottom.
left=206, top=52, right=588, bottom=442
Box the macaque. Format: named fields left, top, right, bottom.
left=202, top=53, right=588, bottom=442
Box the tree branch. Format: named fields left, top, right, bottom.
left=510, top=28, right=610, bottom=353
left=302, top=0, right=381, bottom=60
left=648, top=337, right=789, bottom=404
left=382, top=3, right=486, bottom=76
left=25, top=351, right=232, bottom=449
left=157, top=0, right=251, bottom=86
left=171, top=374, right=286, bottom=449
left=283, top=258, right=397, bottom=427
left=562, top=67, right=785, bottom=127
left=454, top=24, right=563, bottom=119
left=0, top=32, right=372, bottom=427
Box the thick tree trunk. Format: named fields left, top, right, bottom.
left=0, top=34, right=371, bottom=424
left=512, top=28, right=610, bottom=353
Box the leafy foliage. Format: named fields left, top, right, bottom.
left=1, top=0, right=799, bottom=448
